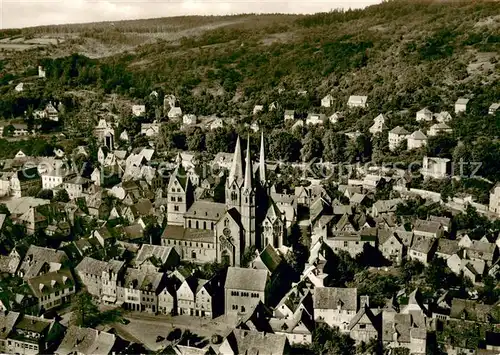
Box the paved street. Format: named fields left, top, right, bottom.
left=109, top=312, right=238, bottom=351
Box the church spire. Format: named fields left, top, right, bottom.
left=259, top=131, right=266, bottom=185
left=228, top=136, right=243, bottom=186
left=244, top=134, right=253, bottom=190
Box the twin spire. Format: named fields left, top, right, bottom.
left=227, top=133, right=266, bottom=189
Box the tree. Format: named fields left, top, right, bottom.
left=310, top=323, right=355, bottom=355
left=2, top=125, right=15, bottom=137
left=26, top=186, right=41, bottom=197
left=186, top=127, right=206, bottom=151
left=241, top=246, right=257, bottom=267
left=37, top=189, right=54, bottom=200
left=269, top=130, right=301, bottom=162
left=72, top=292, right=99, bottom=327
left=54, top=189, right=70, bottom=203
left=322, top=130, right=347, bottom=162
left=300, top=131, right=323, bottom=162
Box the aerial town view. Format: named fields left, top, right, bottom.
left=0, top=0, right=499, bottom=354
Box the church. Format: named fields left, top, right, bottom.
left=161, top=133, right=287, bottom=266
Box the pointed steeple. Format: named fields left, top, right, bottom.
left=244, top=134, right=253, bottom=190
left=259, top=131, right=266, bottom=185
left=228, top=136, right=243, bottom=186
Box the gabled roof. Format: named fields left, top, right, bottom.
left=222, top=329, right=287, bottom=355
left=390, top=126, right=409, bottom=135
left=348, top=305, right=377, bottom=331
left=409, top=130, right=427, bottom=140
left=254, top=244, right=282, bottom=274
left=313, top=287, right=357, bottom=311
left=225, top=267, right=268, bottom=292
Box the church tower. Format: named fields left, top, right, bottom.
left=225, top=136, right=244, bottom=211
left=167, top=163, right=193, bottom=226
left=241, top=136, right=257, bottom=250
left=259, top=131, right=267, bottom=187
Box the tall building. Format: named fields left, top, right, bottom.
left=163, top=134, right=287, bottom=266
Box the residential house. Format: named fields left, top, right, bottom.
left=63, top=176, right=92, bottom=200
left=195, top=276, right=222, bottom=318
left=427, top=122, right=452, bottom=136
left=176, top=276, right=199, bottom=316
left=416, top=108, right=433, bottom=122
left=274, top=287, right=313, bottom=320
left=225, top=267, right=268, bottom=316
left=134, top=244, right=180, bottom=271
left=369, top=114, right=387, bottom=134
left=321, top=94, right=334, bottom=108
left=0, top=248, right=22, bottom=274
left=0, top=312, right=62, bottom=355
left=325, top=231, right=377, bottom=258
left=435, top=111, right=452, bottom=123
left=101, top=260, right=125, bottom=305
left=465, top=240, right=498, bottom=267
left=488, top=103, right=500, bottom=115
left=16, top=206, right=47, bottom=235
left=413, top=219, right=444, bottom=239
left=313, top=287, right=357, bottom=331
left=27, top=269, right=75, bottom=311
left=329, top=111, right=344, bottom=124
left=449, top=298, right=498, bottom=323
left=379, top=230, right=405, bottom=265
left=158, top=280, right=177, bottom=315
left=435, top=239, right=460, bottom=260
left=371, top=198, right=403, bottom=217
left=409, top=235, right=436, bottom=265
left=347, top=95, right=368, bottom=109
left=489, top=183, right=500, bottom=216
left=55, top=326, right=116, bottom=355
left=305, top=113, right=326, bottom=125
left=10, top=167, right=41, bottom=198
left=168, top=107, right=183, bottom=120
left=348, top=304, right=380, bottom=345
left=17, top=245, right=68, bottom=280
left=117, top=267, right=166, bottom=313
left=15, top=82, right=24, bottom=92
left=132, top=105, right=146, bottom=117
left=407, top=130, right=428, bottom=150
left=250, top=105, right=263, bottom=116
left=75, top=257, right=111, bottom=299
left=270, top=310, right=315, bottom=345
left=208, top=118, right=224, bottom=130
left=429, top=215, right=451, bottom=232
left=182, top=114, right=197, bottom=127
left=44, top=102, right=59, bottom=122
left=455, top=98, right=469, bottom=114
left=284, top=110, right=295, bottom=121
left=219, top=329, right=289, bottom=355
left=42, top=169, right=72, bottom=190
left=38, top=66, right=46, bottom=78
left=421, top=156, right=451, bottom=179
left=141, top=121, right=161, bottom=137
left=389, top=126, right=410, bottom=151
left=382, top=311, right=427, bottom=354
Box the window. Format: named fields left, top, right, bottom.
left=174, top=205, right=179, bottom=211
left=344, top=241, right=348, bottom=247
left=170, top=196, right=175, bottom=201
left=359, top=324, right=366, bottom=329
left=232, top=305, right=238, bottom=310
left=177, top=197, right=182, bottom=202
